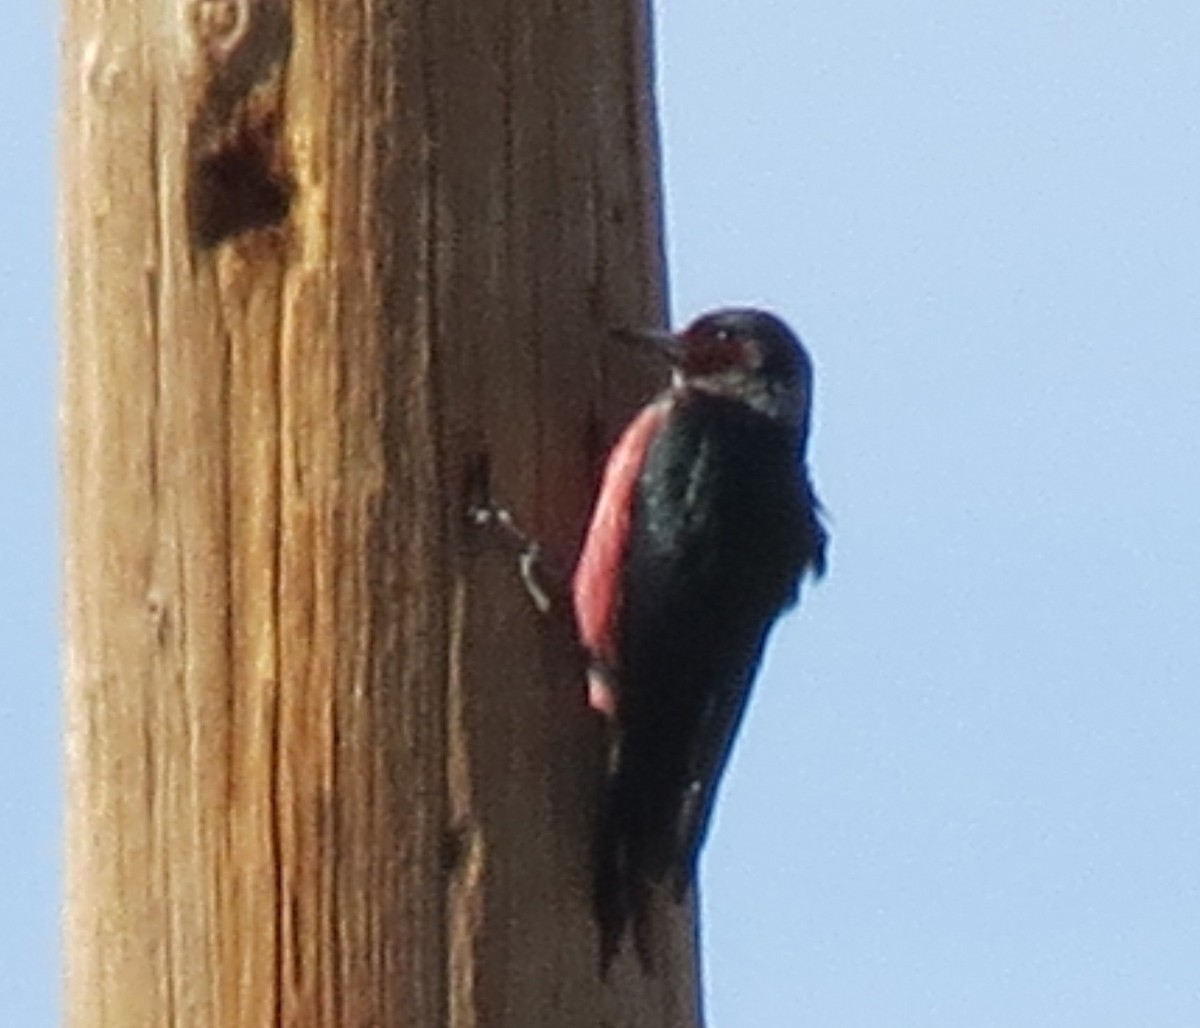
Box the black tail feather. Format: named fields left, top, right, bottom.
left=594, top=759, right=671, bottom=976
left=594, top=783, right=628, bottom=974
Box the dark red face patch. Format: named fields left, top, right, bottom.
left=678, top=329, right=758, bottom=377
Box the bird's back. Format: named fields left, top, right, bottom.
left=613, top=388, right=823, bottom=888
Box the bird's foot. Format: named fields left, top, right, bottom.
left=468, top=502, right=554, bottom=615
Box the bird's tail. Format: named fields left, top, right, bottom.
left=594, top=753, right=675, bottom=975
left=594, top=777, right=628, bottom=973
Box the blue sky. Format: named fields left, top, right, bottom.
left=657, top=3, right=1200, bottom=1024
left=1, top=5, right=59, bottom=1026
left=5, top=3, right=1200, bottom=1024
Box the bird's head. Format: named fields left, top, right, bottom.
left=616, top=307, right=814, bottom=428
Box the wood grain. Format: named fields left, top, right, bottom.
left=62, top=0, right=699, bottom=1024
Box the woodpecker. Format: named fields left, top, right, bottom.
left=573, top=307, right=827, bottom=967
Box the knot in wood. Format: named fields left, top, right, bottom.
left=189, top=0, right=249, bottom=58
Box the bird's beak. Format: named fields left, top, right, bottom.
left=610, top=326, right=685, bottom=365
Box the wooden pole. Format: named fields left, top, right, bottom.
left=62, top=1, right=700, bottom=1025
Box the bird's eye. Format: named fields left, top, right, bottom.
left=713, top=328, right=734, bottom=343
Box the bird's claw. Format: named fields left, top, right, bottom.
left=468, top=503, right=553, bottom=615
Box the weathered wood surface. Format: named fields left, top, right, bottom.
left=61, top=0, right=699, bottom=1024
